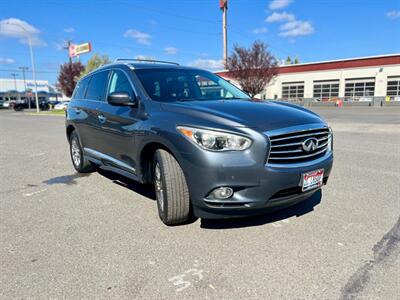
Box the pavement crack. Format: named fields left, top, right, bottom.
left=339, top=217, right=400, bottom=300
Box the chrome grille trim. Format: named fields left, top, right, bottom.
left=268, top=147, right=328, bottom=161
left=271, top=131, right=328, bottom=142
left=266, top=126, right=332, bottom=165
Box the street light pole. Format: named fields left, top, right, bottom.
left=5, top=21, right=40, bottom=113
left=220, top=0, right=228, bottom=68
left=27, top=34, right=40, bottom=113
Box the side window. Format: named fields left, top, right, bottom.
left=85, top=71, right=109, bottom=101
left=73, top=76, right=90, bottom=100
left=107, top=70, right=135, bottom=99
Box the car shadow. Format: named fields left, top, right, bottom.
left=43, top=173, right=91, bottom=186
left=200, top=190, right=322, bottom=229
left=95, top=169, right=322, bottom=229
left=97, top=169, right=156, bottom=200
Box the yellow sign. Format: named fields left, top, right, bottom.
left=69, top=42, right=92, bottom=57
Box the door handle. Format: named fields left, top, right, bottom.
left=98, top=114, right=107, bottom=123
left=74, top=108, right=82, bottom=114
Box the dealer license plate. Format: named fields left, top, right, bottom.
left=302, top=169, right=324, bottom=191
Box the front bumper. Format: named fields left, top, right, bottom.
left=180, top=149, right=333, bottom=219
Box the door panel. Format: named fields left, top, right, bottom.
left=95, top=69, right=141, bottom=173
left=73, top=99, right=100, bottom=150
left=96, top=103, right=141, bottom=172
left=70, top=76, right=99, bottom=150
left=81, top=70, right=110, bottom=153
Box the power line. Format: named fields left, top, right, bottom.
left=0, top=68, right=59, bottom=74
left=114, top=0, right=220, bottom=25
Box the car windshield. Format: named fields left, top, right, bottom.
left=134, top=68, right=250, bottom=102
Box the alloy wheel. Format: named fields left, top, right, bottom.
left=154, top=163, right=164, bottom=211
left=71, top=138, right=81, bottom=167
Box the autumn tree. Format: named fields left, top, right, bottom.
left=80, top=53, right=111, bottom=78
left=58, top=62, right=84, bottom=97
left=226, top=41, right=278, bottom=97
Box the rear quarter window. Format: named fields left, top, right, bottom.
left=73, top=76, right=90, bottom=100
left=85, top=71, right=109, bottom=102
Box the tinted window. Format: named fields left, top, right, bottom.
left=85, top=71, right=109, bottom=101
left=107, top=70, right=135, bottom=99
left=73, top=76, right=90, bottom=100
left=134, top=69, right=249, bottom=102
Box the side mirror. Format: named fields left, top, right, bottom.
left=107, top=92, right=137, bottom=106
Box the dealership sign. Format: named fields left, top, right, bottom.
left=69, top=42, right=92, bottom=58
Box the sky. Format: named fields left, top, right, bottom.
left=0, top=0, right=399, bottom=84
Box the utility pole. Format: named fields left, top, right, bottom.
left=19, top=66, right=29, bottom=109
left=10, top=73, right=19, bottom=100
left=64, top=40, right=72, bottom=64
left=10, top=73, right=18, bottom=90
left=220, top=0, right=228, bottom=68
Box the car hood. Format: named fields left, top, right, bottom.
left=161, top=99, right=326, bottom=132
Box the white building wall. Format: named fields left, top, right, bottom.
left=0, top=79, right=51, bottom=93
left=264, top=64, right=400, bottom=99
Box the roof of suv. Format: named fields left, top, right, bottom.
left=82, top=60, right=203, bottom=80
left=127, top=63, right=185, bottom=69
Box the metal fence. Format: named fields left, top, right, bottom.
left=274, top=97, right=400, bottom=108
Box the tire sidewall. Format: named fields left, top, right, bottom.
left=154, top=152, right=169, bottom=223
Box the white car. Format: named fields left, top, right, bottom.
left=2, top=101, right=11, bottom=108
left=54, top=101, right=69, bottom=110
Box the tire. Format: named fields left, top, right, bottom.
left=154, top=149, right=190, bottom=225
left=69, top=131, right=96, bottom=173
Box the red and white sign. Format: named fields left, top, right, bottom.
left=69, top=42, right=92, bottom=58
left=219, top=0, right=228, bottom=10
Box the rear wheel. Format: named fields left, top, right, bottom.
left=154, top=149, right=190, bottom=225
left=69, top=131, right=96, bottom=173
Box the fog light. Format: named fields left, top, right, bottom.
left=210, top=187, right=234, bottom=199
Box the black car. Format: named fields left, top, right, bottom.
left=13, top=99, right=50, bottom=111
left=66, top=59, right=333, bottom=225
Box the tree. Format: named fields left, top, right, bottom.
left=226, top=41, right=278, bottom=97
left=286, top=56, right=292, bottom=65
left=58, top=62, right=84, bottom=97
left=80, top=53, right=111, bottom=78
left=294, top=57, right=300, bottom=64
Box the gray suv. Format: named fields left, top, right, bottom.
left=66, top=59, right=333, bottom=225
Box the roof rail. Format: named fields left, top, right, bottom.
left=115, top=58, right=179, bottom=66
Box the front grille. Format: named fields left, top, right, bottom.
left=267, top=127, right=331, bottom=165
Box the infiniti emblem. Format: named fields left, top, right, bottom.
left=302, top=137, right=319, bottom=152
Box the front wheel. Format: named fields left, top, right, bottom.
left=69, top=131, right=96, bottom=173
left=154, top=149, right=190, bottom=225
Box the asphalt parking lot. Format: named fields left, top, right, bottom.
left=0, top=107, right=399, bottom=299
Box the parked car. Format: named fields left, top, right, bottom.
left=54, top=101, right=69, bottom=110
left=13, top=99, right=50, bottom=111
left=66, top=59, right=334, bottom=225
left=3, top=101, right=11, bottom=108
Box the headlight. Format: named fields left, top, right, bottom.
left=177, top=126, right=252, bottom=151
